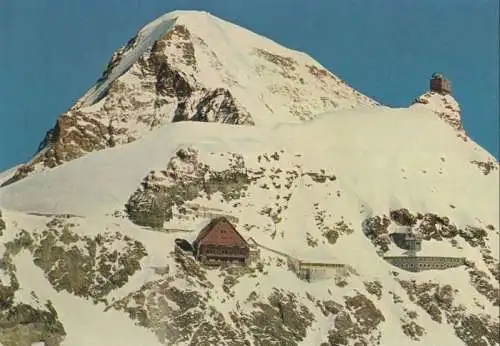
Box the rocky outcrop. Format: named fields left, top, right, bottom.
left=363, top=280, right=383, bottom=300
left=109, top=250, right=315, bottom=346
left=125, top=147, right=250, bottom=228
left=363, top=209, right=494, bottom=254
left=319, top=293, right=385, bottom=346
left=125, top=147, right=341, bottom=233
left=398, top=279, right=499, bottom=346
left=465, top=261, right=500, bottom=306
left=470, top=159, right=499, bottom=176
left=400, top=310, right=426, bottom=341
left=240, top=289, right=315, bottom=345
left=173, top=88, right=254, bottom=124
left=5, top=217, right=147, bottom=304
left=362, top=215, right=392, bottom=254
left=481, top=248, right=500, bottom=282
left=0, top=210, right=5, bottom=236
left=313, top=205, right=354, bottom=245
left=0, top=234, right=66, bottom=345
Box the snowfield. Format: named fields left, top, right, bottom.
left=1, top=106, right=496, bottom=220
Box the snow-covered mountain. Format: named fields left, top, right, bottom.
left=1, top=10, right=377, bottom=187
left=0, top=10, right=499, bottom=346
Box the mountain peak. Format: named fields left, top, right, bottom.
left=2, top=10, right=378, bottom=187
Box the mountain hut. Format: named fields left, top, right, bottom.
left=192, top=217, right=250, bottom=265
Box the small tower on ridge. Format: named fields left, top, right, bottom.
left=430, top=72, right=452, bottom=95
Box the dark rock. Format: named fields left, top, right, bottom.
left=0, top=210, right=5, bottom=236
left=389, top=208, right=416, bottom=226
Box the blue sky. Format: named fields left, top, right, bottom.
left=0, top=0, right=498, bottom=171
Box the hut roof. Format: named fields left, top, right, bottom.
left=193, top=216, right=246, bottom=246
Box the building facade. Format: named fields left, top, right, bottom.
left=430, top=73, right=452, bottom=95
left=384, top=255, right=465, bottom=272
left=193, top=217, right=250, bottom=265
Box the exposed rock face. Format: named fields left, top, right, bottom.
left=362, top=215, right=392, bottom=254
left=240, top=289, right=315, bottom=345
left=400, top=310, right=425, bottom=341
left=3, top=13, right=377, bottom=187
left=312, top=201, right=354, bottom=246
left=320, top=293, right=385, bottom=346
left=363, top=280, right=383, bottom=300
left=125, top=147, right=250, bottom=228
left=173, top=88, right=254, bottom=124
left=125, top=147, right=341, bottom=232
left=109, top=251, right=315, bottom=346
left=470, top=159, right=499, bottom=176
left=398, top=279, right=499, bottom=346
left=363, top=209, right=493, bottom=255
left=0, top=210, right=5, bottom=236
left=0, top=231, right=66, bottom=346
left=4, top=217, right=147, bottom=304
left=465, top=262, right=500, bottom=306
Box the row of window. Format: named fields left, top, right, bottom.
left=398, top=262, right=457, bottom=269
left=205, top=257, right=245, bottom=263
left=204, top=246, right=245, bottom=255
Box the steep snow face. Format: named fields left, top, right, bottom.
left=3, top=10, right=378, bottom=187
left=0, top=105, right=498, bottom=345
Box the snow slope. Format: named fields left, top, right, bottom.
left=1, top=106, right=496, bottom=221
left=0, top=101, right=498, bottom=345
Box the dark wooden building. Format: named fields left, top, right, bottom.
left=430, top=73, right=452, bottom=95
left=192, top=217, right=250, bottom=265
